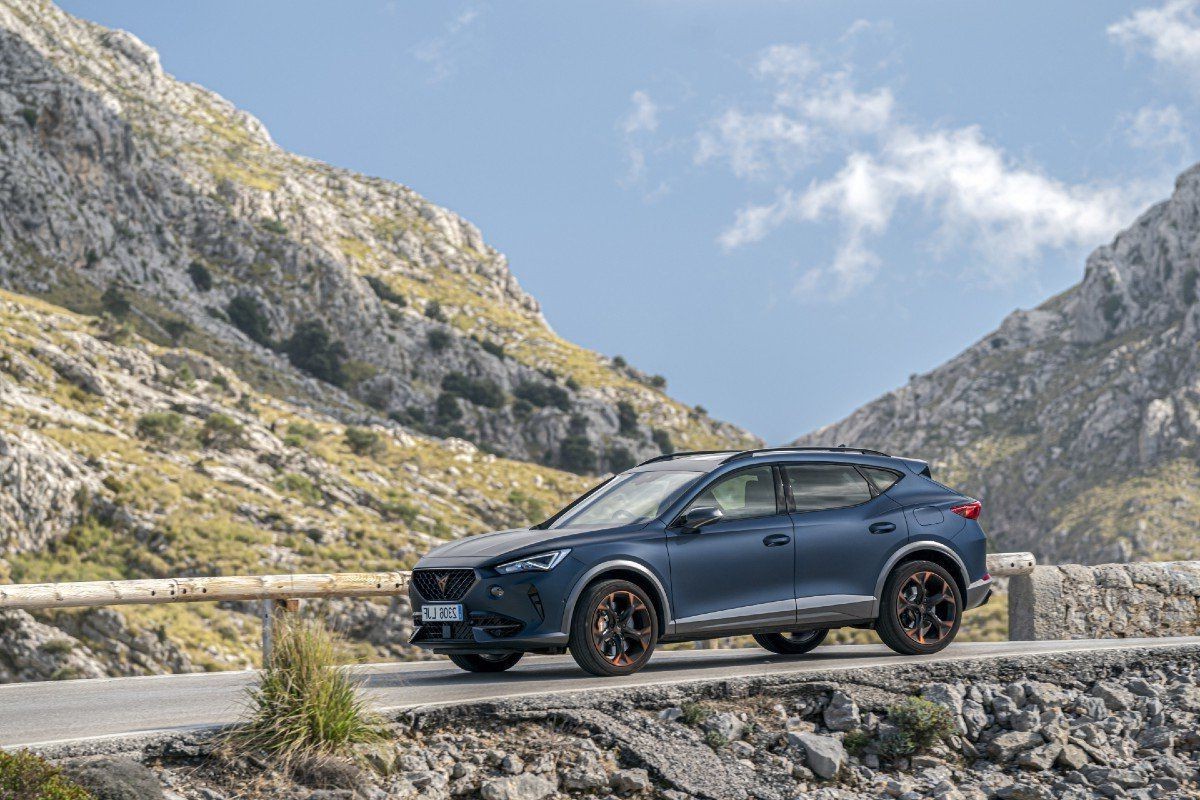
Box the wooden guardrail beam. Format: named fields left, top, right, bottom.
left=0, top=572, right=410, bottom=612
left=986, top=552, right=1036, bottom=577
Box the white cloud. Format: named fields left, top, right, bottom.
left=413, top=5, right=484, bottom=82
left=621, top=90, right=659, bottom=135
left=720, top=126, right=1140, bottom=297
left=695, top=110, right=815, bottom=179
left=1109, top=0, right=1200, bottom=76
left=619, top=90, right=663, bottom=189
left=698, top=31, right=1147, bottom=299
left=1125, top=104, right=1188, bottom=149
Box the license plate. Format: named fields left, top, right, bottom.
left=421, top=603, right=464, bottom=623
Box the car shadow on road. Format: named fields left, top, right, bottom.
left=360, top=646, right=897, bottom=690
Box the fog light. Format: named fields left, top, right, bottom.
left=489, top=585, right=504, bottom=598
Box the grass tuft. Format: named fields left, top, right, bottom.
left=229, top=618, right=383, bottom=762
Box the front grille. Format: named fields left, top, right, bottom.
left=411, top=612, right=524, bottom=643
left=412, top=568, right=476, bottom=601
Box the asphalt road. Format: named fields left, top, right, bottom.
left=2, top=638, right=1197, bottom=748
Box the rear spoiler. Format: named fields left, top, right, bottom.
left=895, top=457, right=932, bottom=478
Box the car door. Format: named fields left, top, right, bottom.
left=784, top=463, right=910, bottom=624
left=666, top=464, right=796, bottom=635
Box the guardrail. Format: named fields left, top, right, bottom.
left=0, top=572, right=410, bottom=663
left=0, top=553, right=1036, bottom=664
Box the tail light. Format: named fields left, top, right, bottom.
left=951, top=500, right=981, bottom=520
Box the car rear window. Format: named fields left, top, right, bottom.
left=785, top=464, right=873, bottom=512
left=860, top=466, right=902, bottom=493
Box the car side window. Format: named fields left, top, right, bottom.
left=786, top=464, right=873, bottom=512
left=685, top=466, right=777, bottom=521
left=860, top=466, right=901, bottom=493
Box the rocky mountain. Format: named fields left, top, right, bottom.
left=796, top=165, right=1200, bottom=565
left=0, top=0, right=762, bottom=681
left=0, top=0, right=757, bottom=477
left=0, top=289, right=590, bottom=679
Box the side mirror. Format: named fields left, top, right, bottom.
left=678, top=506, right=724, bottom=532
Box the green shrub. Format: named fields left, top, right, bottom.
left=651, top=428, right=674, bottom=454
left=136, top=412, right=189, bottom=445
left=648, top=374, right=667, bottom=389
left=883, top=697, right=956, bottom=756
left=616, top=401, right=639, bottom=437
left=261, top=217, right=288, bottom=235
left=612, top=355, right=627, bottom=369
left=559, top=434, right=595, bottom=474
left=283, top=321, right=349, bottom=388
left=364, top=275, right=406, bottom=306
left=229, top=617, right=383, bottom=761
left=1184, top=268, right=1199, bottom=305
left=163, top=319, right=191, bottom=342
left=287, top=421, right=322, bottom=441
left=513, top=381, right=570, bottom=411
left=188, top=261, right=213, bottom=291
left=843, top=729, right=871, bottom=756
left=19, top=107, right=38, bottom=128
left=680, top=702, right=709, bottom=726
left=605, top=445, right=635, bottom=473
left=704, top=730, right=728, bottom=749
left=226, top=295, right=272, bottom=346
left=277, top=473, right=321, bottom=504
left=201, top=413, right=244, bottom=450
left=344, top=426, right=384, bottom=457
left=0, top=750, right=92, bottom=800
left=435, top=393, right=462, bottom=426
left=424, top=299, right=445, bottom=321
left=565, top=376, right=580, bottom=391
left=100, top=284, right=131, bottom=318
left=477, top=338, right=505, bottom=359
left=441, top=372, right=504, bottom=408
left=427, top=329, right=451, bottom=352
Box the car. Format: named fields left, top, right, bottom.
left=408, top=446, right=992, bottom=677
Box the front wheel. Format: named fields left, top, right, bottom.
left=753, top=628, right=828, bottom=655
left=447, top=652, right=523, bottom=673
left=875, top=560, right=962, bottom=656
left=568, top=579, right=659, bottom=677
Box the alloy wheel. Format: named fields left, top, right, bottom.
left=590, top=590, right=653, bottom=667
left=896, top=570, right=957, bottom=645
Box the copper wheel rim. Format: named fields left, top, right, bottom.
left=590, top=591, right=653, bottom=667
left=896, top=571, right=957, bottom=645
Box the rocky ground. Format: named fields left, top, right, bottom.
left=30, top=644, right=1200, bottom=800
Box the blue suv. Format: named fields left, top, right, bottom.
left=409, top=447, right=992, bottom=676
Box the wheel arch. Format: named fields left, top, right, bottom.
left=560, top=560, right=671, bottom=637
left=871, top=541, right=969, bottom=616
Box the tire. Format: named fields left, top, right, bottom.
left=568, top=579, right=659, bottom=677
left=447, top=652, right=523, bottom=673
left=875, top=559, right=963, bottom=656
left=753, top=628, right=828, bottom=655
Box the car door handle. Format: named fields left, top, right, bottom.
left=869, top=522, right=897, bottom=535
left=762, top=533, right=791, bottom=547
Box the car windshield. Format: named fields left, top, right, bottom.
left=548, top=470, right=700, bottom=529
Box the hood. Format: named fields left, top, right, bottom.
left=418, top=523, right=645, bottom=564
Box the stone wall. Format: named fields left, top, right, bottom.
left=1009, top=561, right=1200, bottom=640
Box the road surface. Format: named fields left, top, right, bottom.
left=2, top=638, right=1197, bottom=748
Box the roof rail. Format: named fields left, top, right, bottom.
left=636, top=450, right=735, bottom=467
left=722, top=444, right=891, bottom=464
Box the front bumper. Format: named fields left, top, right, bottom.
left=407, top=561, right=577, bottom=654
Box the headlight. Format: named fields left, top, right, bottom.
left=494, top=549, right=571, bottom=575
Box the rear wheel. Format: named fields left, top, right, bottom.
left=447, top=652, right=523, bottom=673
left=875, top=560, right=962, bottom=655
left=753, top=628, right=828, bottom=655
left=569, top=579, right=659, bottom=677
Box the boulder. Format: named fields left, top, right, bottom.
left=62, top=758, right=164, bottom=800
left=788, top=732, right=845, bottom=779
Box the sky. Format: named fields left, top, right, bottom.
left=58, top=0, right=1200, bottom=443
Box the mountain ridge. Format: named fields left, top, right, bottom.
left=796, top=164, right=1200, bottom=564
left=0, top=0, right=757, bottom=476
